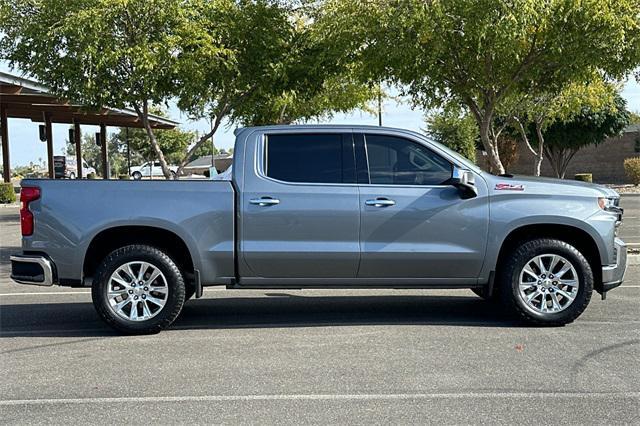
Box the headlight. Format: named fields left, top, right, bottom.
left=598, top=197, right=616, bottom=210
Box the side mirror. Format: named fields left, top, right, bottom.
left=451, top=166, right=478, bottom=199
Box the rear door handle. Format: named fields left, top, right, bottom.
left=249, top=197, right=280, bottom=206
left=365, top=198, right=396, bottom=207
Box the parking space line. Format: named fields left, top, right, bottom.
left=1, top=391, right=639, bottom=406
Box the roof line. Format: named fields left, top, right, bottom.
left=0, top=70, right=179, bottom=127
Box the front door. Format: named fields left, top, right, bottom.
left=356, top=133, right=489, bottom=281
left=240, top=132, right=360, bottom=281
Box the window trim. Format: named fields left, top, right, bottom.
left=258, top=132, right=358, bottom=187
left=357, top=132, right=454, bottom=188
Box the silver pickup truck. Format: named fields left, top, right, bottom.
left=11, top=125, right=627, bottom=334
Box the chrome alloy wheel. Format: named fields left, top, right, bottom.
left=518, top=254, right=579, bottom=314
left=106, top=261, right=169, bottom=321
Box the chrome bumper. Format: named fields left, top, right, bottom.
left=10, top=255, right=56, bottom=286
left=601, top=238, right=627, bottom=293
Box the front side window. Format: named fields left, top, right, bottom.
left=365, top=134, right=452, bottom=185
left=265, top=134, right=352, bottom=184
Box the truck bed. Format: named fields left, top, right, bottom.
left=20, top=179, right=235, bottom=285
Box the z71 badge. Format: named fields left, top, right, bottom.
left=495, top=183, right=525, bottom=191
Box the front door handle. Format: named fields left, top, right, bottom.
left=365, top=198, right=396, bottom=207
left=250, top=197, right=280, bottom=206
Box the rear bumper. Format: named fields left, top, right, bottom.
left=601, top=238, right=627, bottom=292
left=10, top=255, right=56, bottom=287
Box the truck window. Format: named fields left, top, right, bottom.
left=265, top=134, right=352, bottom=184
left=364, top=134, right=452, bottom=185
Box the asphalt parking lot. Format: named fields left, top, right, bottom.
left=1, top=197, right=639, bottom=424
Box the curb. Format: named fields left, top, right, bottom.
left=629, top=254, right=640, bottom=265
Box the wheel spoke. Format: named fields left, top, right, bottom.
left=111, top=275, right=131, bottom=288
left=129, top=302, right=139, bottom=320
left=555, top=264, right=572, bottom=279
left=113, top=297, right=131, bottom=312
left=141, top=301, right=152, bottom=319
left=145, top=268, right=161, bottom=285
left=522, top=265, right=539, bottom=281
left=550, top=293, right=562, bottom=311
left=146, top=295, right=165, bottom=307
left=137, top=262, right=150, bottom=281
left=149, top=285, right=168, bottom=294
left=539, top=294, right=547, bottom=312
left=555, top=288, right=575, bottom=301
left=535, top=256, right=547, bottom=274
left=526, top=290, right=540, bottom=302
left=549, top=255, right=561, bottom=274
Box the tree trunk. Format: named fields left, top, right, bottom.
left=134, top=101, right=173, bottom=180
left=175, top=116, right=223, bottom=177
left=479, top=116, right=505, bottom=175
left=533, top=122, right=545, bottom=177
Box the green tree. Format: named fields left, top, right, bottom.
left=536, top=94, right=630, bottom=178
left=66, top=132, right=128, bottom=177
left=173, top=0, right=376, bottom=175
left=111, top=126, right=196, bottom=167
left=1, top=0, right=222, bottom=179
left=425, top=106, right=478, bottom=162
left=506, top=77, right=618, bottom=176
left=317, top=0, right=640, bottom=175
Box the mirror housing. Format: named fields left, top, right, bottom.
left=450, top=167, right=477, bottom=198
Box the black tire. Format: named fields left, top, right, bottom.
left=184, top=284, right=196, bottom=301
left=132, top=171, right=142, bottom=180
left=498, top=238, right=593, bottom=326
left=91, top=245, right=186, bottom=334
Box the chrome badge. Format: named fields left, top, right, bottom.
left=495, top=183, right=525, bottom=191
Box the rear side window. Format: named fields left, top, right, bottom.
left=365, top=134, right=452, bottom=185
left=265, top=134, right=354, bottom=184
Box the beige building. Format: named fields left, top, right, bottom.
left=477, top=124, right=640, bottom=183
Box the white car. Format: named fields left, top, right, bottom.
left=130, top=161, right=178, bottom=180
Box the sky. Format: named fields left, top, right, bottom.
left=2, top=62, right=639, bottom=168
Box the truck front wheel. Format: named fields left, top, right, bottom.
left=498, top=238, right=593, bottom=326
left=91, top=245, right=186, bottom=334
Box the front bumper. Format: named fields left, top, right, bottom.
left=10, top=255, right=56, bottom=286
left=601, top=238, right=627, bottom=293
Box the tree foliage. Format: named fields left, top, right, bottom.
left=535, top=94, right=630, bottom=178
left=317, top=0, right=640, bottom=174
left=425, top=107, right=478, bottom=162
left=0, top=0, right=208, bottom=178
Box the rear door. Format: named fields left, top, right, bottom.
left=356, top=132, right=489, bottom=282
left=240, top=131, right=360, bottom=282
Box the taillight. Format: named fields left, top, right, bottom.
left=20, top=187, right=40, bottom=236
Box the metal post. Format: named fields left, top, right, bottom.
left=100, top=123, right=108, bottom=179
left=377, top=82, right=383, bottom=127
left=45, top=114, right=54, bottom=179
left=126, top=127, right=131, bottom=176
left=74, top=122, right=82, bottom=179
left=0, top=104, right=10, bottom=183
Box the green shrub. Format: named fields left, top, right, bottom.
left=574, top=173, right=593, bottom=183
left=0, top=182, right=16, bottom=203
left=624, top=157, right=640, bottom=186
left=87, top=172, right=97, bottom=180
left=118, top=174, right=130, bottom=180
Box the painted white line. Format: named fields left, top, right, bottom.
left=1, top=392, right=638, bottom=406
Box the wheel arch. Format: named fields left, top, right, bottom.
left=494, top=223, right=603, bottom=291
left=83, top=225, right=197, bottom=283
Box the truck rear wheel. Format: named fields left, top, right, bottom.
left=498, top=238, right=593, bottom=326
left=91, top=245, right=186, bottom=334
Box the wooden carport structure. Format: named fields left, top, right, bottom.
left=0, top=71, right=178, bottom=182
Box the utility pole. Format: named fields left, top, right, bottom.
left=377, top=81, right=383, bottom=126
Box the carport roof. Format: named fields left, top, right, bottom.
left=0, top=71, right=178, bottom=129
